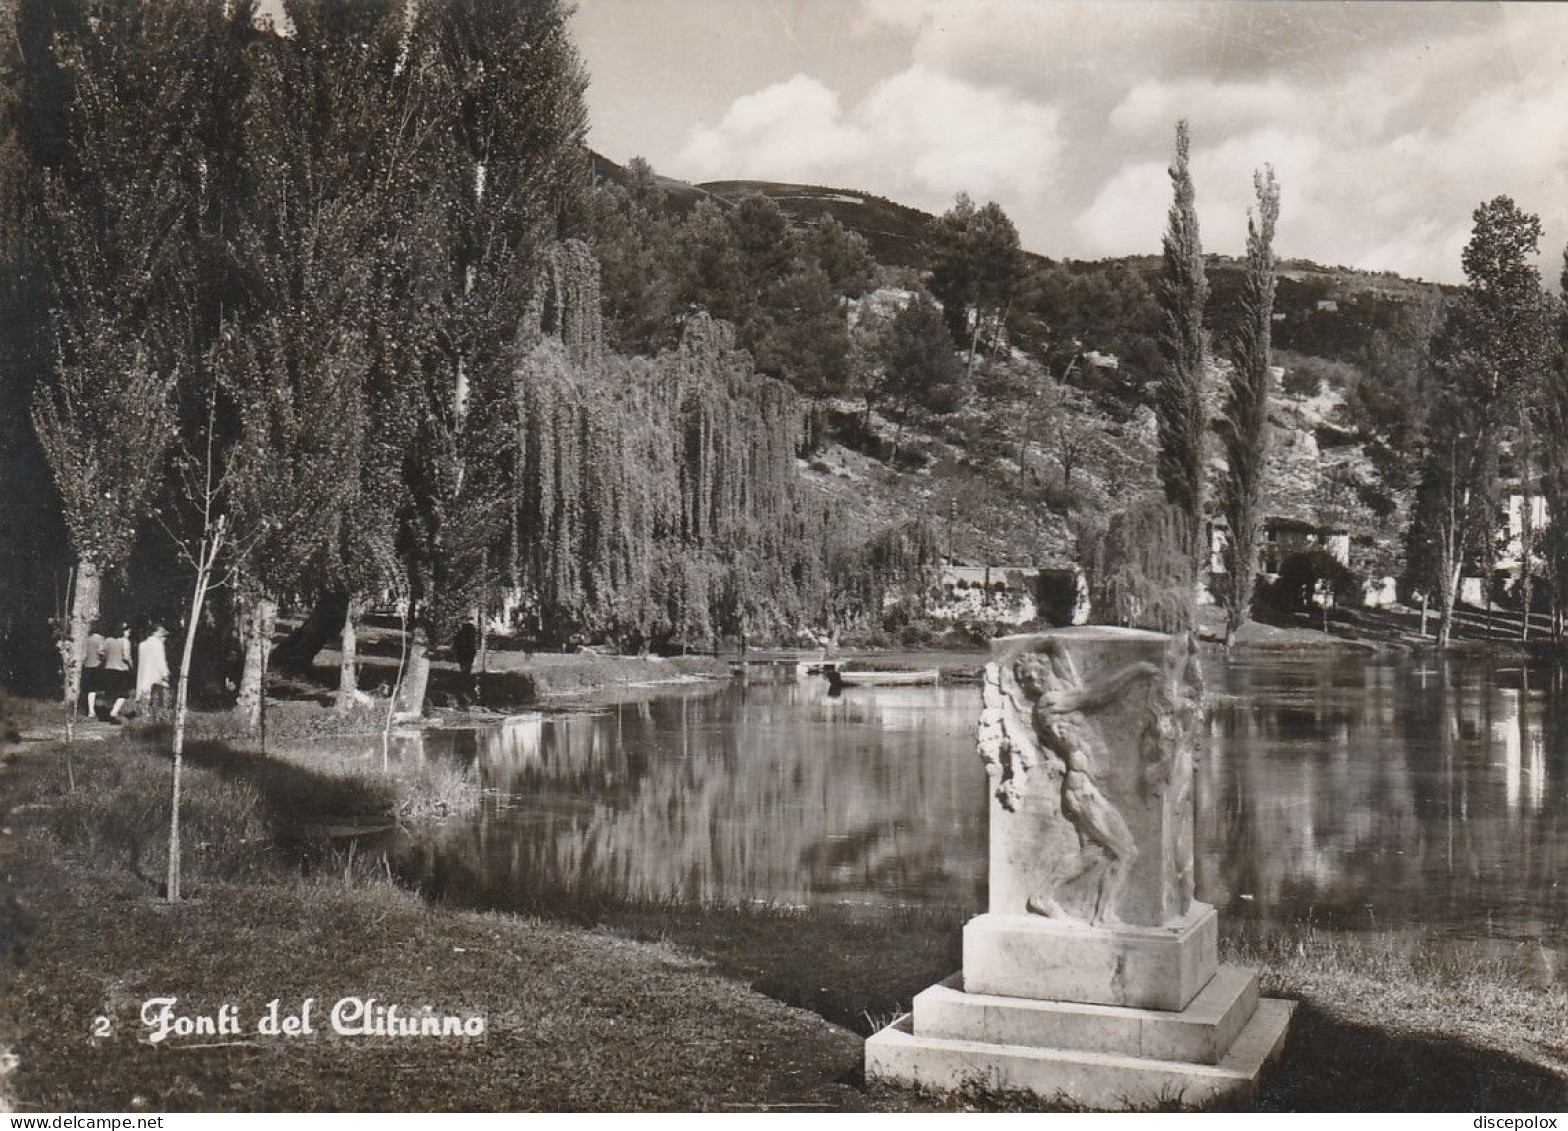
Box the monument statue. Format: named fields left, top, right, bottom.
left=1013, top=641, right=1159, bottom=924
left=870, top=627, right=1292, bottom=1109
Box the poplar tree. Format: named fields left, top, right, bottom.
left=1410, top=196, right=1549, bottom=649
left=1154, top=120, right=1209, bottom=596
left=393, top=0, right=591, bottom=714
left=1218, top=166, right=1281, bottom=646
left=1543, top=258, right=1568, bottom=638
left=26, top=0, right=223, bottom=729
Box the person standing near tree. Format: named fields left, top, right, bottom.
left=453, top=620, right=478, bottom=679
left=101, top=622, right=134, bottom=723
left=136, top=624, right=171, bottom=715
left=82, top=620, right=106, bottom=718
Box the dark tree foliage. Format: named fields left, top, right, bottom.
left=883, top=292, right=965, bottom=414
left=928, top=192, right=1022, bottom=359
left=1542, top=258, right=1568, bottom=635
left=1405, top=196, right=1551, bottom=648
left=1264, top=549, right=1361, bottom=615
left=1154, top=120, right=1210, bottom=577
left=1010, top=259, right=1163, bottom=407
left=0, top=0, right=70, bottom=688
left=1218, top=167, right=1281, bottom=645
left=801, top=215, right=877, bottom=299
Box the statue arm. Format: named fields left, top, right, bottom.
left=1047, top=660, right=1160, bottom=714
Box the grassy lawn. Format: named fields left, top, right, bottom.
left=1, top=704, right=1563, bottom=1111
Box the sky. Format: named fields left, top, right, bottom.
left=570, top=1, right=1568, bottom=284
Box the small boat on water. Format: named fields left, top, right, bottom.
left=825, top=666, right=940, bottom=689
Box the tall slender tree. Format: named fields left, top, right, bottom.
left=1541, top=257, right=1568, bottom=638
left=391, top=0, right=591, bottom=714
left=1409, top=196, right=1549, bottom=649
left=1218, top=166, right=1281, bottom=646
left=1154, top=120, right=1210, bottom=598
left=26, top=1, right=226, bottom=729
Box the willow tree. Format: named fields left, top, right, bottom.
left=1077, top=495, right=1194, bottom=632
left=1218, top=166, right=1281, bottom=647
left=26, top=1, right=222, bottom=727
left=1155, top=120, right=1210, bottom=593
left=512, top=238, right=815, bottom=652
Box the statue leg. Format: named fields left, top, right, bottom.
left=1027, top=843, right=1099, bottom=919
left=1085, top=806, right=1139, bottom=926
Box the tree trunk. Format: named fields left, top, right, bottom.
left=394, top=624, right=431, bottom=719
left=171, top=515, right=225, bottom=903
left=1438, top=575, right=1458, bottom=651
left=235, top=596, right=278, bottom=736
left=337, top=595, right=367, bottom=711
left=1520, top=509, right=1535, bottom=643
left=473, top=602, right=488, bottom=674
left=964, top=311, right=981, bottom=384
left=889, top=406, right=908, bottom=465
left=272, top=590, right=348, bottom=675
left=63, top=560, right=101, bottom=730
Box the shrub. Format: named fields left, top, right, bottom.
left=1265, top=549, right=1363, bottom=614
left=1075, top=494, right=1194, bottom=631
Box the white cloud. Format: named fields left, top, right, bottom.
left=667, top=2, right=1568, bottom=282
left=678, top=75, right=861, bottom=180
left=675, top=66, right=1065, bottom=216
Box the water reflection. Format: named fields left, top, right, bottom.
left=409, top=679, right=987, bottom=910
left=400, top=657, right=1565, bottom=944
left=1201, top=656, right=1566, bottom=941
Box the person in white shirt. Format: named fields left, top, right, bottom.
left=82, top=621, right=106, bottom=718
left=136, top=625, right=171, bottom=712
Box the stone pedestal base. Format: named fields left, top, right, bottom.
left=865, top=964, right=1294, bottom=1110
left=963, top=906, right=1218, bottom=1011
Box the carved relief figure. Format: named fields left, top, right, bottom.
left=1140, top=633, right=1203, bottom=910
left=978, top=662, right=1061, bottom=812
left=1014, top=641, right=1160, bottom=926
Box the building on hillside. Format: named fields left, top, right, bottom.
left=1460, top=488, right=1553, bottom=607
left=1207, top=515, right=1350, bottom=579
left=1205, top=515, right=1391, bottom=606
left=934, top=565, right=1089, bottom=628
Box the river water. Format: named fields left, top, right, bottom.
left=398, top=653, right=1565, bottom=945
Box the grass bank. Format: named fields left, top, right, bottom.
left=413, top=871, right=1566, bottom=1110
left=315, top=630, right=732, bottom=709
left=2, top=714, right=1563, bottom=1111
left=0, top=729, right=910, bottom=1112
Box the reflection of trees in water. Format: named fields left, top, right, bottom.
left=423, top=682, right=988, bottom=908
left=1203, top=658, right=1563, bottom=941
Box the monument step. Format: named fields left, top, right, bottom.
left=963, top=906, right=1218, bottom=1011
left=866, top=995, right=1296, bottom=1111
left=913, top=964, right=1260, bottom=1065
